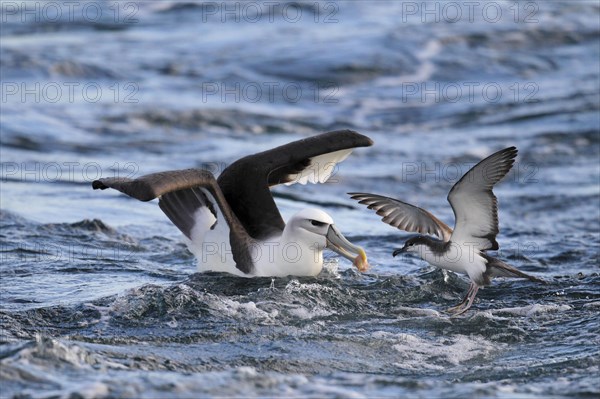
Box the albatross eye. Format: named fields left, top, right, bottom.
left=310, top=220, right=326, bottom=227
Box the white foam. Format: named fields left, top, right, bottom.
left=75, top=382, right=110, bottom=399
left=33, top=334, right=102, bottom=369
left=287, top=306, right=335, bottom=320
left=209, top=295, right=278, bottom=321
left=583, top=301, right=600, bottom=309
left=371, top=331, right=503, bottom=371
left=284, top=279, right=336, bottom=295
left=394, top=306, right=443, bottom=318
left=491, top=304, right=572, bottom=317
left=282, top=280, right=337, bottom=319
left=322, top=259, right=341, bottom=277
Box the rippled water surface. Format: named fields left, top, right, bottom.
left=1, top=1, right=599, bottom=398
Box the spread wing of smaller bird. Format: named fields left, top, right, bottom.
left=447, top=146, right=517, bottom=251
left=348, top=192, right=453, bottom=241
left=349, top=147, right=517, bottom=248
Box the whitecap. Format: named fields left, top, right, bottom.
left=491, top=304, right=572, bottom=317
left=370, top=331, right=504, bottom=371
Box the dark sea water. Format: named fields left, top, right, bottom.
left=1, top=1, right=599, bottom=398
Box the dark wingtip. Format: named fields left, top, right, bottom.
left=360, top=133, right=375, bottom=147
left=334, top=129, right=374, bottom=147
left=361, top=134, right=375, bottom=147
left=494, top=146, right=518, bottom=158
left=92, top=180, right=107, bottom=190
left=504, top=146, right=518, bottom=158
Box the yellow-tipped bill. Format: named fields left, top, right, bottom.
left=352, top=248, right=369, bottom=272
left=326, top=225, right=369, bottom=272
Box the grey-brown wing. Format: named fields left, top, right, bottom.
left=92, top=169, right=232, bottom=240
left=349, top=192, right=453, bottom=241
left=447, top=147, right=517, bottom=251
left=92, top=169, right=216, bottom=202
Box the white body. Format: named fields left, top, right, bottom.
left=180, top=148, right=359, bottom=277
left=187, top=207, right=334, bottom=277
left=94, top=133, right=371, bottom=278
left=412, top=241, right=487, bottom=283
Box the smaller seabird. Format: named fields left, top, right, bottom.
left=93, top=130, right=371, bottom=277
left=350, top=146, right=543, bottom=314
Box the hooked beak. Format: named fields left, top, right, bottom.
left=326, top=224, right=369, bottom=272
left=392, top=247, right=406, bottom=257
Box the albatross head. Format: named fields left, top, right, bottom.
left=285, top=208, right=369, bottom=272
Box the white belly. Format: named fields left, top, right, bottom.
left=419, top=242, right=487, bottom=282
left=182, top=204, right=325, bottom=277
left=187, top=227, right=324, bottom=277
left=254, top=239, right=324, bottom=277
left=187, top=215, right=245, bottom=276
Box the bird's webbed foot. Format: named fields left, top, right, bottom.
left=446, top=282, right=480, bottom=316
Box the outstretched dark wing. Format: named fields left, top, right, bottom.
left=217, top=129, right=373, bottom=240
left=92, top=169, right=214, bottom=202
left=448, top=147, right=517, bottom=251
left=348, top=192, right=453, bottom=241
left=92, top=169, right=254, bottom=273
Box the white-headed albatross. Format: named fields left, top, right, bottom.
left=93, top=130, right=372, bottom=277
left=350, top=146, right=544, bottom=314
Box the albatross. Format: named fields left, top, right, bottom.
left=350, top=146, right=543, bottom=314
left=93, top=130, right=372, bottom=277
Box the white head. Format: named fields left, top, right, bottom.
left=285, top=208, right=334, bottom=250
left=284, top=208, right=368, bottom=270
